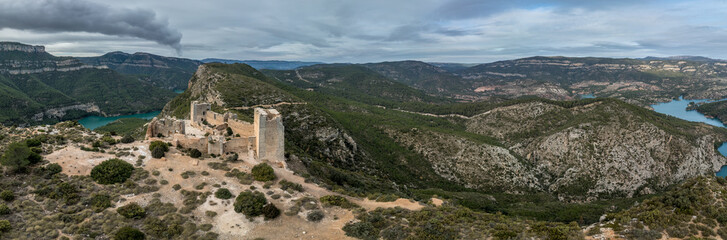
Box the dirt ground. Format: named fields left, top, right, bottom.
left=45, top=139, right=428, bottom=240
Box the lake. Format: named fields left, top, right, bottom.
left=650, top=96, right=727, bottom=176
left=78, top=111, right=160, bottom=130
left=580, top=94, right=596, bottom=99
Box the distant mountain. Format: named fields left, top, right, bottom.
left=362, top=61, right=473, bottom=96
left=0, top=42, right=175, bottom=125
left=79, top=51, right=201, bottom=90
left=201, top=59, right=323, bottom=70
left=641, top=55, right=725, bottom=62
left=427, top=62, right=478, bottom=72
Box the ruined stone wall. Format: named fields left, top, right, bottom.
left=205, top=111, right=226, bottom=126
left=224, top=137, right=254, bottom=154
left=146, top=118, right=185, bottom=139
left=227, top=119, right=254, bottom=137
left=174, top=136, right=207, bottom=153
left=254, top=108, right=285, bottom=162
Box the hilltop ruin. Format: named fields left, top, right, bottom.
left=146, top=101, right=285, bottom=164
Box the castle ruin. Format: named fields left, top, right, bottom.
left=146, top=101, right=285, bottom=164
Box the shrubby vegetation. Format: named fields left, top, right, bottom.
left=90, top=159, right=135, bottom=184
left=251, top=163, right=275, bottom=181
left=320, top=195, right=359, bottom=209
left=117, top=202, right=146, bottom=219
left=149, top=141, right=169, bottom=159
left=234, top=191, right=267, bottom=218
left=215, top=188, right=233, bottom=199
left=115, top=226, right=145, bottom=240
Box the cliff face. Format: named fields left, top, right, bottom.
left=0, top=42, right=46, bottom=53
left=0, top=42, right=104, bottom=75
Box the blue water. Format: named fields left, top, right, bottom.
left=650, top=97, right=727, bottom=176
left=580, top=94, right=596, bottom=99
left=173, top=89, right=185, bottom=94
left=78, top=111, right=160, bottom=130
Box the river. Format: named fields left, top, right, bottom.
left=650, top=96, right=727, bottom=176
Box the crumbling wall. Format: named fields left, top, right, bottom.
left=205, top=111, right=226, bottom=126
left=228, top=119, right=254, bottom=137
left=174, top=136, right=207, bottom=153
left=224, top=137, right=254, bottom=154
left=146, top=117, right=185, bottom=139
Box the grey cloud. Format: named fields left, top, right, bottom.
left=0, top=0, right=182, bottom=53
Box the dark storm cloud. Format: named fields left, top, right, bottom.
left=0, top=0, right=182, bottom=53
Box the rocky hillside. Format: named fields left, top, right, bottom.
left=0, top=42, right=176, bottom=125
left=79, top=51, right=201, bottom=90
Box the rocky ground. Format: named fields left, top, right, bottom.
left=43, top=134, right=425, bottom=240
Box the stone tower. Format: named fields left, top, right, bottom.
left=254, top=108, right=285, bottom=163
left=190, top=101, right=211, bottom=124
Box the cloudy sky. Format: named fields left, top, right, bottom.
left=1, top=0, right=727, bottom=63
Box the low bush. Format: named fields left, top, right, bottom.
left=120, top=135, right=135, bottom=144
left=89, top=194, right=112, bottom=212
left=189, top=149, right=202, bottom=158
left=234, top=191, right=267, bottom=218
left=251, top=163, right=275, bottom=181
left=0, top=204, right=10, bottom=215
left=307, top=210, right=325, bottom=222
left=117, top=203, right=146, bottom=219
left=280, top=179, right=304, bottom=192
left=115, top=226, right=145, bottom=240
left=0, top=220, right=10, bottom=232
left=263, top=203, right=281, bottom=220
left=215, top=188, right=233, bottom=199
left=320, top=195, right=359, bottom=209
left=90, top=159, right=135, bottom=184
left=0, top=190, right=14, bottom=202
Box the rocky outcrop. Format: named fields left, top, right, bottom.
left=31, top=103, right=101, bottom=121
left=0, top=42, right=45, bottom=53
left=463, top=99, right=727, bottom=200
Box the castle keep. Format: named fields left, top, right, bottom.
left=146, top=101, right=285, bottom=164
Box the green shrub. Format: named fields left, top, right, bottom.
left=149, top=141, right=169, bottom=152
left=0, top=141, right=32, bottom=172
left=0, top=220, right=10, bottom=232
left=44, top=163, right=62, bottom=177
left=117, top=203, right=146, bottom=219
left=0, top=190, right=14, bottom=202
left=89, top=194, right=112, bottom=212
left=343, top=221, right=377, bottom=240
left=307, top=210, right=324, bottom=222
left=172, top=184, right=181, bottom=191
left=234, top=191, right=267, bottom=217
left=251, top=163, right=275, bottom=181
left=91, top=159, right=135, bottom=184
left=151, top=147, right=165, bottom=159
left=206, top=211, right=218, bottom=217
left=115, top=226, right=145, bottom=240
left=263, top=203, right=281, bottom=220
left=320, top=195, right=359, bottom=209
left=120, top=135, right=135, bottom=144
left=215, top=188, right=233, bottom=199
left=190, top=149, right=202, bottom=158
left=280, top=179, right=304, bottom=192
left=0, top=204, right=10, bottom=215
